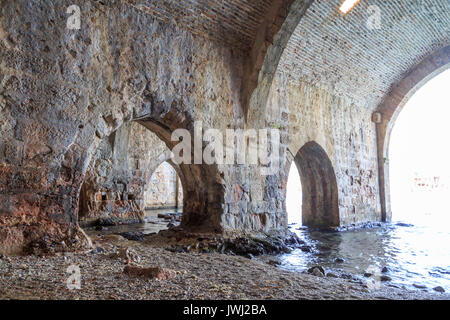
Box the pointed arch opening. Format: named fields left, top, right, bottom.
left=290, top=141, right=340, bottom=228
left=77, top=116, right=225, bottom=234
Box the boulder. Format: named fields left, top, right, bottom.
left=433, top=286, right=445, bottom=293
left=308, top=266, right=325, bottom=277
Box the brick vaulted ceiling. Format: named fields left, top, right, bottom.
left=125, top=0, right=275, bottom=51
left=126, top=0, right=450, bottom=110
left=277, top=0, right=450, bottom=109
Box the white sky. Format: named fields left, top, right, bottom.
left=287, top=164, right=302, bottom=225
left=390, top=69, right=450, bottom=223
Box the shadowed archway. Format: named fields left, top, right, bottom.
left=292, top=141, right=340, bottom=228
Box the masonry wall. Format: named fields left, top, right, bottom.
left=0, top=0, right=222, bottom=253
left=0, top=0, right=393, bottom=255
left=79, top=121, right=172, bottom=223
left=0, top=0, right=279, bottom=254
left=266, top=74, right=381, bottom=226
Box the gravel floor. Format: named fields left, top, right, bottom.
left=0, top=235, right=449, bottom=300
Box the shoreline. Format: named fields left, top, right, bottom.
left=0, top=235, right=448, bottom=300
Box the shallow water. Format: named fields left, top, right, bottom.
left=85, top=208, right=450, bottom=293
left=84, top=209, right=182, bottom=237
left=277, top=220, right=450, bottom=292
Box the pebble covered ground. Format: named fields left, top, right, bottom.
left=1, top=234, right=449, bottom=300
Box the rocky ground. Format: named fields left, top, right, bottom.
left=0, top=234, right=449, bottom=300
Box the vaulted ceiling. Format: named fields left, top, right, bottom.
left=277, top=0, right=450, bottom=109
left=129, top=0, right=450, bottom=110
left=125, top=0, right=275, bottom=51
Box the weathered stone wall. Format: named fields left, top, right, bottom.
left=1, top=0, right=448, bottom=255
left=0, top=0, right=297, bottom=255
left=0, top=0, right=246, bottom=253
left=79, top=121, right=172, bottom=223
left=265, top=74, right=381, bottom=227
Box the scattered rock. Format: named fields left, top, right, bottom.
left=334, top=222, right=383, bottom=232
left=123, top=265, right=177, bottom=280
left=335, top=258, right=345, bottom=263
left=326, top=272, right=339, bottom=278
left=94, top=217, right=144, bottom=227
left=267, top=260, right=281, bottom=267
left=381, top=266, right=389, bottom=273
left=312, top=268, right=325, bottom=277
left=156, top=230, right=302, bottom=257
left=112, top=247, right=141, bottom=264
left=144, top=232, right=157, bottom=237
left=413, top=284, right=427, bottom=289
left=300, top=245, right=312, bottom=252
left=433, top=286, right=445, bottom=293
left=396, top=222, right=413, bottom=227
left=96, top=217, right=118, bottom=226
left=102, top=234, right=126, bottom=242
left=364, top=272, right=373, bottom=278
left=165, top=246, right=185, bottom=253
left=118, top=232, right=144, bottom=242
left=90, top=247, right=105, bottom=254
left=308, top=266, right=325, bottom=277
left=380, top=275, right=392, bottom=282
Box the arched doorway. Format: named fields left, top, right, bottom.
left=143, top=160, right=184, bottom=230
left=375, top=46, right=450, bottom=221
left=78, top=118, right=224, bottom=234
left=389, top=69, right=450, bottom=225
left=290, top=141, right=340, bottom=228
left=78, top=122, right=180, bottom=225
left=145, top=160, right=183, bottom=210
left=286, top=162, right=302, bottom=225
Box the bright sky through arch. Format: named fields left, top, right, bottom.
left=389, top=68, right=450, bottom=226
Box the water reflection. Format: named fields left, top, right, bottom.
left=278, top=222, right=450, bottom=291
left=84, top=208, right=182, bottom=237
left=83, top=208, right=450, bottom=292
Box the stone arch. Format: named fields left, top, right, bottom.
left=142, top=149, right=174, bottom=188
left=136, top=118, right=225, bottom=233
left=290, top=141, right=340, bottom=228
left=143, top=155, right=183, bottom=211
left=79, top=107, right=225, bottom=234
left=78, top=121, right=181, bottom=223
left=246, top=0, right=314, bottom=123
left=375, top=46, right=450, bottom=221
